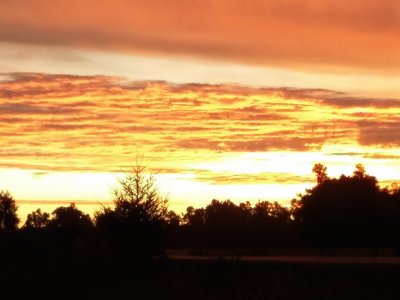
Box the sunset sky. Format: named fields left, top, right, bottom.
left=1, top=0, right=399, bottom=218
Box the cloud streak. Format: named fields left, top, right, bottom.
left=0, top=1, right=398, bottom=73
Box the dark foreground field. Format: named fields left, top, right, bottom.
left=4, top=256, right=400, bottom=300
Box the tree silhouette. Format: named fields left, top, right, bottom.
left=179, top=199, right=294, bottom=250
left=113, top=162, right=168, bottom=222
left=203, top=199, right=244, bottom=248
left=49, top=203, right=93, bottom=233
left=95, top=162, right=169, bottom=258
left=353, top=163, right=367, bottom=178
left=249, top=201, right=292, bottom=250
left=0, top=190, right=19, bottom=232
left=293, top=164, right=390, bottom=248
left=312, top=163, right=328, bottom=185
left=165, top=210, right=181, bottom=228
left=183, top=206, right=205, bottom=227
left=4, top=161, right=400, bottom=260
left=24, top=208, right=50, bottom=229
left=45, top=203, right=93, bottom=256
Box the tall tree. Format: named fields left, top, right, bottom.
left=113, top=162, right=168, bottom=222
left=95, top=161, right=169, bottom=257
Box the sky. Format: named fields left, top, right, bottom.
left=0, top=0, right=399, bottom=219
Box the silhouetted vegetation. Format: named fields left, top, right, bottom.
left=4, top=163, right=400, bottom=258
left=2, top=163, right=400, bottom=298
left=94, top=162, right=168, bottom=259
left=293, top=163, right=400, bottom=252
left=24, top=208, right=50, bottom=229
left=174, top=199, right=293, bottom=252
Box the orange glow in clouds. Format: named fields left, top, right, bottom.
left=0, top=0, right=399, bottom=74
left=1, top=73, right=400, bottom=217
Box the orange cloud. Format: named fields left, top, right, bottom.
left=0, top=1, right=399, bottom=73
left=358, top=120, right=400, bottom=146
left=1, top=72, right=400, bottom=183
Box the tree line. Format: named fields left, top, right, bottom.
left=1, top=162, right=400, bottom=260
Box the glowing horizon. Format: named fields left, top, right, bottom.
left=1, top=0, right=399, bottom=221
left=2, top=73, right=400, bottom=221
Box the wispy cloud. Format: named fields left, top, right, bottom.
left=0, top=1, right=398, bottom=73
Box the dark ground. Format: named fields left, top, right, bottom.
left=4, top=256, right=400, bottom=300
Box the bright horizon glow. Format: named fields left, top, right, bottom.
left=1, top=0, right=399, bottom=222
left=2, top=73, right=400, bottom=221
